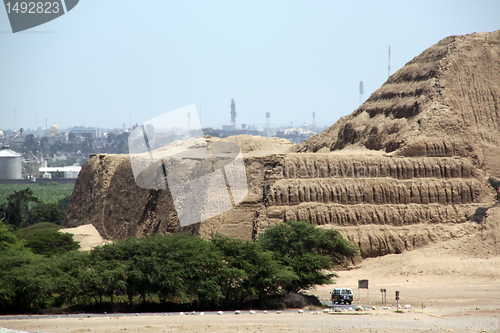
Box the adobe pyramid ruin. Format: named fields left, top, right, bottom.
left=64, top=31, right=500, bottom=262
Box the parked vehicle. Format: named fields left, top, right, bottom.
left=331, top=288, right=353, bottom=304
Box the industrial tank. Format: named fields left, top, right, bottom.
left=0, top=149, right=22, bottom=179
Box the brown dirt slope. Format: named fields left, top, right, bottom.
left=294, top=30, right=500, bottom=175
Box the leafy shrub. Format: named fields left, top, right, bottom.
left=258, top=220, right=357, bottom=292
left=22, top=230, right=80, bottom=256
left=17, top=222, right=62, bottom=236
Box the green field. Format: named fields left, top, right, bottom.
left=0, top=183, right=74, bottom=205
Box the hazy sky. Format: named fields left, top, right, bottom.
left=1, top=0, right=499, bottom=131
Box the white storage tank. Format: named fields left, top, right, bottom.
left=0, top=149, right=22, bottom=179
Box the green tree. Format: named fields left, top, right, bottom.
left=40, top=136, right=49, bottom=157
left=115, top=132, right=129, bottom=154
left=0, top=243, right=54, bottom=312
left=23, top=134, right=40, bottom=156
left=0, top=221, right=26, bottom=252
left=87, top=245, right=126, bottom=307
left=22, top=229, right=80, bottom=256
left=257, top=221, right=357, bottom=292
left=49, top=139, right=65, bottom=156
left=107, top=133, right=116, bottom=144
left=49, top=250, right=90, bottom=307
left=68, top=132, right=76, bottom=143
left=3, top=189, right=39, bottom=229
left=81, top=133, right=94, bottom=155
left=210, top=234, right=295, bottom=302
left=57, top=195, right=71, bottom=213
left=29, top=202, right=65, bottom=225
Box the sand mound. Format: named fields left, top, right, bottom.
left=59, top=224, right=111, bottom=251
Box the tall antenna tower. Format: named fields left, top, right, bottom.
left=388, top=45, right=391, bottom=78
left=230, top=99, right=236, bottom=130
left=359, top=81, right=364, bottom=106
left=312, top=112, right=316, bottom=129
left=187, top=111, right=191, bottom=134
left=265, top=112, right=270, bottom=137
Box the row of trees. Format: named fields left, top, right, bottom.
left=0, top=220, right=357, bottom=313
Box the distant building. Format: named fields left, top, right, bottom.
left=275, top=127, right=316, bottom=143
left=0, top=149, right=22, bottom=179
left=70, top=126, right=97, bottom=137
left=50, top=123, right=60, bottom=135
left=222, top=124, right=233, bottom=131
left=39, top=165, right=82, bottom=179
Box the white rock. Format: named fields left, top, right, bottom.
left=250, top=310, right=256, bottom=315
left=298, top=310, right=304, bottom=314
left=235, top=310, right=241, bottom=315
left=404, top=304, right=412, bottom=309
left=355, top=305, right=364, bottom=311
left=217, top=311, right=223, bottom=315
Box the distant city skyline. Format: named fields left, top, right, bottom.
left=1, top=1, right=499, bottom=131
left=0, top=105, right=334, bottom=133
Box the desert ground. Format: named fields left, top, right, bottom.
left=1, top=228, right=499, bottom=333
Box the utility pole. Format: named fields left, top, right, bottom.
left=388, top=45, right=391, bottom=78
left=265, top=112, right=270, bottom=137
left=359, top=81, right=364, bottom=106
left=20, top=128, right=23, bottom=157
left=230, top=99, right=236, bottom=130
